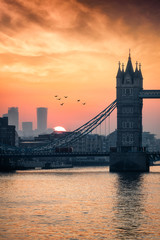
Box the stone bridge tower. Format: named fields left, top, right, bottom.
left=116, top=52, right=143, bottom=152
left=110, top=52, right=149, bottom=172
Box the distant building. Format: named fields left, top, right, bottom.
left=22, top=122, right=33, bottom=138
left=2, top=113, right=8, bottom=118
left=34, top=131, right=108, bottom=153
left=0, top=117, right=19, bottom=146
left=37, top=107, right=48, bottom=134
left=107, top=130, right=160, bottom=152
left=72, top=134, right=107, bottom=153
left=8, top=107, right=19, bottom=131
left=142, top=132, right=160, bottom=152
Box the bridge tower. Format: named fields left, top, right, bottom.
left=110, top=52, right=149, bottom=172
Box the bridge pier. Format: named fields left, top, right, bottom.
left=110, top=152, right=149, bottom=172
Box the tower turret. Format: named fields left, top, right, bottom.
left=138, top=63, right=143, bottom=80
left=116, top=61, right=122, bottom=78
left=134, top=61, right=139, bottom=78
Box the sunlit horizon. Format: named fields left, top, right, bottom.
left=0, top=0, right=160, bottom=137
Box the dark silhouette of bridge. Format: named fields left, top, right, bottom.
left=0, top=53, right=160, bottom=171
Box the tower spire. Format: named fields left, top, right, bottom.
left=139, top=63, right=143, bottom=79
left=116, top=61, right=122, bottom=78
left=129, top=49, right=131, bottom=59
left=125, top=49, right=134, bottom=76
left=122, top=63, right=124, bottom=71
left=134, top=61, right=139, bottom=78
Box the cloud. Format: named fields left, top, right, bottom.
left=0, top=0, right=159, bottom=58
left=77, top=0, right=160, bottom=30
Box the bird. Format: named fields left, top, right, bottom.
left=54, top=95, right=58, bottom=97
left=77, top=99, right=80, bottom=102
left=64, top=96, right=68, bottom=98
left=57, top=98, right=61, bottom=100
left=60, top=103, right=64, bottom=106
left=82, top=102, right=86, bottom=105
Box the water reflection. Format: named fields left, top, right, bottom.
left=114, top=173, right=146, bottom=240
left=0, top=168, right=160, bottom=239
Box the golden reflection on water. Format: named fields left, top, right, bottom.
left=0, top=166, right=160, bottom=239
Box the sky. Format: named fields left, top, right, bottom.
left=0, top=0, right=160, bottom=137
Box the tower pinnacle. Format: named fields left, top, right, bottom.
left=125, top=49, right=134, bottom=76
left=129, top=49, right=131, bottom=59
left=116, top=61, right=122, bottom=78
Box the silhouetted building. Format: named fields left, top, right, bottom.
left=22, top=122, right=33, bottom=138
left=37, top=107, right=47, bottom=134
left=110, top=52, right=149, bottom=172
left=116, top=53, right=143, bottom=152
left=142, top=132, right=160, bottom=152
left=2, top=113, right=8, bottom=118
left=72, top=134, right=107, bottom=153
left=107, top=130, right=160, bottom=152
left=0, top=117, right=19, bottom=146
left=8, top=107, right=19, bottom=131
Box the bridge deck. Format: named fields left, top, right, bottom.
left=0, top=152, right=110, bottom=158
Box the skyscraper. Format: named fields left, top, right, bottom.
left=8, top=107, right=19, bottom=131
left=37, top=107, right=48, bottom=134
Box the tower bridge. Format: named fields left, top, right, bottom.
left=110, top=52, right=160, bottom=172
left=0, top=53, right=160, bottom=172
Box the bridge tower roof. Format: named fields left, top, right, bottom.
left=125, top=50, right=134, bottom=77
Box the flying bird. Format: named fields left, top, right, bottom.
left=82, top=103, right=86, bottom=105
left=57, top=98, right=61, bottom=100
left=64, top=96, right=68, bottom=98
left=54, top=95, right=58, bottom=97
left=77, top=99, right=80, bottom=102
left=60, top=103, right=64, bottom=106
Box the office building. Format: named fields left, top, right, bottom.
left=22, top=122, right=33, bottom=137
left=8, top=107, right=19, bottom=131
left=0, top=117, right=18, bottom=146
left=37, top=107, right=48, bottom=134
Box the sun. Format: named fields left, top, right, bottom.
left=54, top=126, right=66, bottom=132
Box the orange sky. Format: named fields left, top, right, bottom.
left=0, top=0, right=160, bottom=137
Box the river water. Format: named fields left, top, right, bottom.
left=0, top=166, right=160, bottom=240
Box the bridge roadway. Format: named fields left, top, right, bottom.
left=0, top=151, right=160, bottom=161
left=0, top=152, right=110, bottom=159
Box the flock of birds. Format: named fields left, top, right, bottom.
left=54, top=95, right=86, bottom=106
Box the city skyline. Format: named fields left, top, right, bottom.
left=0, top=0, right=160, bottom=137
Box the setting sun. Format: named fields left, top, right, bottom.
left=54, top=126, right=66, bottom=132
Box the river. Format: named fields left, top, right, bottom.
left=0, top=166, right=160, bottom=239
